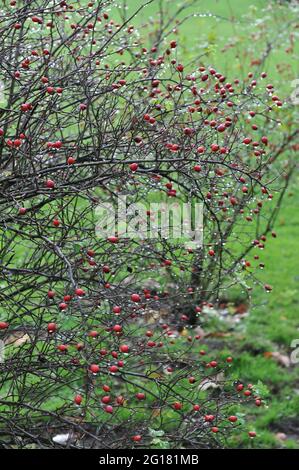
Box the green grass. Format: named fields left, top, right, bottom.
left=116, top=0, right=298, bottom=89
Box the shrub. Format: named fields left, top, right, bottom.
left=0, top=0, right=297, bottom=448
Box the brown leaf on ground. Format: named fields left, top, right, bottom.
left=264, top=351, right=291, bottom=367
left=206, top=332, right=233, bottom=338
left=264, top=351, right=273, bottom=358
left=234, top=303, right=248, bottom=314
left=275, top=432, right=287, bottom=441
left=198, top=372, right=225, bottom=391
left=4, top=332, right=30, bottom=346
left=151, top=408, right=161, bottom=418
left=193, top=326, right=205, bottom=338
left=142, top=307, right=170, bottom=324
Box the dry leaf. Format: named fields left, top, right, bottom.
left=264, top=351, right=273, bottom=358
left=4, top=332, right=30, bottom=346
left=264, top=351, right=290, bottom=367
left=275, top=432, right=287, bottom=441
left=271, top=351, right=291, bottom=368
left=193, top=326, right=205, bottom=338
left=207, top=332, right=233, bottom=338
left=234, top=303, right=248, bottom=314
left=13, top=334, right=30, bottom=347
left=52, top=433, right=72, bottom=445
left=198, top=372, right=225, bottom=391
left=180, top=328, right=188, bottom=337
left=151, top=408, right=161, bottom=418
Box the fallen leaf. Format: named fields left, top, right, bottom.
left=180, top=328, right=188, bottom=337
left=4, top=332, right=30, bottom=346
left=264, top=351, right=291, bottom=367
left=234, top=303, right=248, bottom=314
left=198, top=372, right=225, bottom=391
left=52, top=433, right=71, bottom=445
left=275, top=432, right=287, bottom=441
left=193, top=326, right=205, bottom=338
left=271, top=351, right=291, bottom=368
left=264, top=351, right=273, bottom=358
left=151, top=408, right=161, bottom=418
left=207, top=332, right=233, bottom=338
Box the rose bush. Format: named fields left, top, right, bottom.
left=0, top=0, right=297, bottom=448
